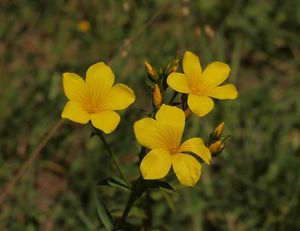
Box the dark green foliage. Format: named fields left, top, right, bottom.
left=0, top=0, right=299, bottom=230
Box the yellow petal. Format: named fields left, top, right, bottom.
left=103, top=84, right=135, bottom=110
left=208, top=84, right=238, bottom=99
left=155, top=105, right=185, bottom=149
left=90, top=111, right=120, bottom=134
left=86, top=62, right=115, bottom=98
left=179, top=138, right=211, bottom=164
left=155, top=104, right=185, bottom=128
left=188, top=94, right=214, bottom=117
left=134, top=118, right=167, bottom=149
left=172, top=154, right=201, bottom=186
left=183, top=51, right=202, bottom=86
left=63, top=73, right=86, bottom=102
left=201, top=62, right=230, bottom=88
left=140, top=149, right=172, bottom=180
left=61, top=101, right=90, bottom=124
left=167, top=73, right=190, bottom=93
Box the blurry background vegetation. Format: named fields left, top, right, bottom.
left=1, top=0, right=300, bottom=230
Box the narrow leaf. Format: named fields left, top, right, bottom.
left=142, top=180, right=175, bottom=193
left=98, top=177, right=131, bottom=192
left=95, top=194, right=113, bottom=231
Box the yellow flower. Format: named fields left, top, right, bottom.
left=77, top=20, right=91, bottom=32
left=134, top=104, right=211, bottom=186
left=61, top=62, right=135, bottom=134
left=167, top=51, right=238, bottom=117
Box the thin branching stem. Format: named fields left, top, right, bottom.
left=168, top=91, right=178, bottom=105
left=95, top=130, right=131, bottom=189
left=114, top=176, right=144, bottom=230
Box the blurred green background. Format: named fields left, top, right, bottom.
left=1, top=0, right=300, bottom=230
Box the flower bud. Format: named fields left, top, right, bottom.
left=209, top=141, right=224, bottom=155
left=144, top=61, right=157, bottom=81
left=184, top=107, right=192, bottom=120
left=172, top=65, right=178, bottom=72
left=212, top=122, right=224, bottom=139
left=153, top=84, right=162, bottom=109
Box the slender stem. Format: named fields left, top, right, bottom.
left=168, top=91, right=178, bottom=105
left=114, top=176, right=144, bottom=230
left=115, top=193, right=137, bottom=230
left=96, top=130, right=131, bottom=189
left=143, top=191, right=152, bottom=228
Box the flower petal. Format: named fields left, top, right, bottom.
left=155, top=104, right=185, bottom=128
left=63, top=73, right=86, bottom=102
left=172, top=154, right=201, bottom=186
left=179, top=138, right=211, bottom=164
left=188, top=94, right=214, bottom=117
left=61, top=101, right=90, bottom=124
left=134, top=118, right=167, bottom=149
left=86, top=62, right=115, bottom=98
left=102, top=84, right=135, bottom=110
left=201, top=62, right=230, bottom=88
left=208, top=84, right=238, bottom=99
left=155, top=105, right=185, bottom=148
left=140, top=149, right=172, bottom=180
left=167, top=73, right=190, bottom=93
left=183, top=51, right=202, bottom=86
left=90, top=110, right=120, bottom=134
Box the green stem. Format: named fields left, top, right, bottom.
left=114, top=176, right=144, bottom=230
left=168, top=91, right=178, bottom=105
left=96, top=130, right=131, bottom=189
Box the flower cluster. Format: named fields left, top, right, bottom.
left=61, top=51, right=238, bottom=187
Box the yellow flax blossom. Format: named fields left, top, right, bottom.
left=61, top=62, right=135, bottom=134
left=77, top=20, right=91, bottom=32
left=134, top=104, right=211, bottom=186
left=167, top=51, right=238, bottom=117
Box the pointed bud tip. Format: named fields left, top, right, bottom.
left=213, top=122, right=225, bottom=139
left=153, top=84, right=162, bottom=109
left=144, top=61, right=156, bottom=80
left=184, top=107, right=192, bottom=120
left=209, top=141, right=224, bottom=155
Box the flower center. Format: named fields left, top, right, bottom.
left=87, top=108, right=96, bottom=113
left=169, top=146, right=179, bottom=155
left=189, top=80, right=205, bottom=96
left=191, top=87, right=199, bottom=94
left=190, top=83, right=209, bottom=96
left=84, top=98, right=103, bottom=114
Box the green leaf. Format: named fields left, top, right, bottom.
left=97, top=177, right=131, bottom=192
left=95, top=194, right=113, bottom=231
left=142, top=180, right=175, bottom=194
left=145, top=78, right=155, bottom=88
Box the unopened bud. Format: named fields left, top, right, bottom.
left=184, top=107, right=192, bottom=120
left=144, top=61, right=157, bottom=81
left=153, top=84, right=162, bottom=109
left=212, top=122, right=224, bottom=139
left=204, top=25, right=215, bottom=39
left=172, top=65, right=178, bottom=72
left=209, top=141, right=224, bottom=155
